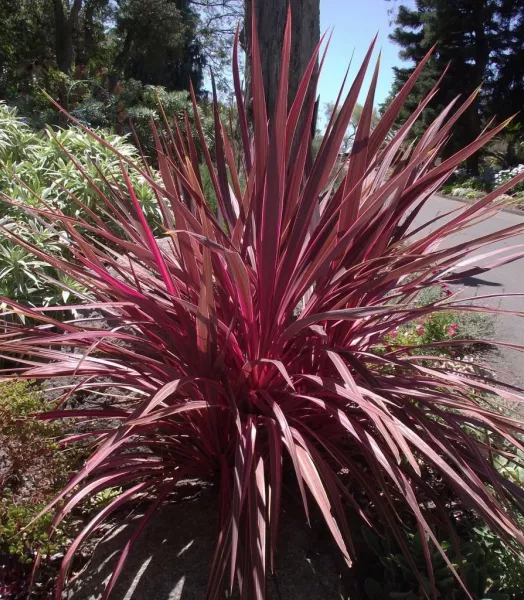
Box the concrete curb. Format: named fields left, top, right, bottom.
left=435, top=192, right=524, bottom=217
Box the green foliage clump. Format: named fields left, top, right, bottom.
left=105, top=80, right=216, bottom=159
left=493, top=452, right=524, bottom=490
left=0, top=103, right=41, bottom=163
left=0, top=100, right=224, bottom=309
left=448, top=187, right=485, bottom=199
left=440, top=168, right=498, bottom=198
left=363, top=523, right=524, bottom=600
left=417, top=287, right=492, bottom=347
left=0, top=381, right=81, bottom=559
left=0, top=380, right=89, bottom=597
left=376, top=287, right=494, bottom=365
left=0, top=495, right=70, bottom=562
left=0, top=380, right=66, bottom=491
left=0, top=103, right=157, bottom=217
left=386, top=310, right=493, bottom=357
left=0, top=101, right=162, bottom=307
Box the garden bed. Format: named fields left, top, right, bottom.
left=440, top=164, right=524, bottom=212
left=0, top=295, right=501, bottom=598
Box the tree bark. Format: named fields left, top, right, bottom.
left=467, top=0, right=490, bottom=174
left=243, top=0, right=320, bottom=120
left=82, top=0, right=97, bottom=64
left=108, top=31, right=134, bottom=92
left=53, top=0, right=84, bottom=74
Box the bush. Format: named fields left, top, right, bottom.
left=0, top=102, right=158, bottom=212
left=380, top=287, right=494, bottom=363
left=2, top=19, right=524, bottom=600
left=363, top=520, right=524, bottom=599
left=407, top=286, right=493, bottom=351
left=448, top=186, right=485, bottom=199
left=0, top=381, right=84, bottom=598
left=0, top=106, right=158, bottom=220
left=441, top=167, right=496, bottom=197
left=63, top=79, right=218, bottom=161
left=0, top=380, right=64, bottom=490
left=386, top=309, right=493, bottom=357
left=0, top=102, right=161, bottom=308
left=494, top=164, right=524, bottom=195
left=5, top=68, right=74, bottom=131
left=459, top=176, right=485, bottom=191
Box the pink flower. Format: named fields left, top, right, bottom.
left=450, top=350, right=457, bottom=357
left=447, top=323, right=458, bottom=337
left=416, top=324, right=425, bottom=336
left=390, top=329, right=399, bottom=338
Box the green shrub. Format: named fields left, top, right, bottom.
left=363, top=522, right=524, bottom=600
left=6, top=68, right=73, bottom=131
left=0, top=103, right=41, bottom=164
left=0, top=220, right=86, bottom=310
left=387, top=309, right=494, bottom=357
left=417, top=287, right=493, bottom=346
left=441, top=168, right=496, bottom=197
left=0, top=380, right=86, bottom=597
left=0, top=381, right=66, bottom=492
left=0, top=102, right=159, bottom=217
left=0, top=381, right=82, bottom=556
left=69, top=79, right=218, bottom=160
left=460, top=176, right=485, bottom=191
left=70, top=97, right=110, bottom=129
left=0, top=495, right=70, bottom=562
left=449, top=186, right=485, bottom=199
left=0, top=381, right=123, bottom=595
left=0, top=102, right=162, bottom=308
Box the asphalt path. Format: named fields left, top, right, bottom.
left=412, top=195, right=524, bottom=388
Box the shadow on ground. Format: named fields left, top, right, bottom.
left=459, top=276, right=502, bottom=288
left=67, top=491, right=352, bottom=600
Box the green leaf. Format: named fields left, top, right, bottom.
left=390, top=592, right=418, bottom=600
left=365, top=578, right=384, bottom=600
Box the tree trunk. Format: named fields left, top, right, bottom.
left=467, top=0, right=490, bottom=175
left=53, top=0, right=84, bottom=74
left=244, top=0, right=320, bottom=120
left=82, top=0, right=97, bottom=64
left=109, top=31, right=134, bottom=92
left=506, top=138, right=516, bottom=167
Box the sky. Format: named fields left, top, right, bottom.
left=317, top=0, right=406, bottom=125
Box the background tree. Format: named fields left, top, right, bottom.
left=192, top=0, right=243, bottom=94
left=0, top=0, right=55, bottom=95
left=74, top=0, right=113, bottom=68
left=110, top=0, right=206, bottom=93
left=324, top=101, right=379, bottom=153
left=384, top=0, right=524, bottom=172
left=485, top=0, right=524, bottom=164
left=0, top=0, right=231, bottom=100
left=52, top=0, right=84, bottom=74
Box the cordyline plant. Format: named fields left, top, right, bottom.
left=3, top=12, right=524, bottom=600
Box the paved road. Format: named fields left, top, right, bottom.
left=412, top=195, right=524, bottom=388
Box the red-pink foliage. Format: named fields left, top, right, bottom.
left=2, top=13, right=524, bottom=600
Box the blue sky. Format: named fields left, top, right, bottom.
left=317, top=0, right=406, bottom=123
